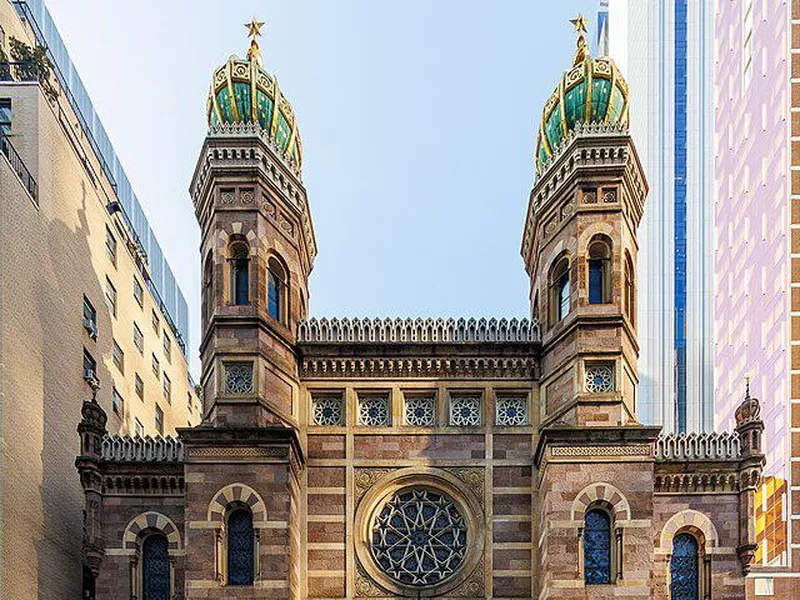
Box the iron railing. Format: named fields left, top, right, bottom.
left=0, top=128, right=37, bottom=202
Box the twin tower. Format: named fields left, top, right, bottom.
left=77, top=19, right=763, bottom=600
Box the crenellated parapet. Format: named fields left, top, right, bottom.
left=298, top=317, right=541, bottom=344
left=101, top=434, right=185, bottom=463
left=655, top=431, right=741, bottom=461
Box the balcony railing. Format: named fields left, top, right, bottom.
left=0, top=60, right=42, bottom=84
left=0, top=61, right=39, bottom=202
left=0, top=128, right=37, bottom=202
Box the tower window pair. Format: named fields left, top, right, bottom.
left=227, top=239, right=288, bottom=324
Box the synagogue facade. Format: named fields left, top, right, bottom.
left=76, top=20, right=766, bottom=600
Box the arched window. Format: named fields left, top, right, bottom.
left=203, top=251, right=213, bottom=327
left=142, top=533, right=170, bottom=600
left=670, top=533, right=699, bottom=600
left=227, top=508, right=255, bottom=585
left=584, top=509, right=612, bottom=585
left=267, top=257, right=287, bottom=324
left=550, top=257, right=570, bottom=325
left=588, top=239, right=612, bottom=304
left=229, top=240, right=249, bottom=305
left=625, top=253, right=635, bottom=325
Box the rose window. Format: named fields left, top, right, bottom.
left=371, top=488, right=467, bottom=586
left=359, top=396, right=389, bottom=426
left=495, top=396, right=528, bottom=426
left=404, top=396, right=435, bottom=426
left=585, top=364, right=614, bottom=394
left=224, top=363, right=254, bottom=394
left=449, top=396, right=481, bottom=426
left=312, top=396, right=344, bottom=426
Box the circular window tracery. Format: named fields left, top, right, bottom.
left=370, top=487, right=467, bottom=587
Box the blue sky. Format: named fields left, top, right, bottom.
left=46, top=0, right=599, bottom=374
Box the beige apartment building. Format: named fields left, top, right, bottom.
left=0, top=1, right=200, bottom=597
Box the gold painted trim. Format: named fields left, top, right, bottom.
left=270, top=78, right=282, bottom=138
left=607, top=63, right=615, bottom=124
left=251, top=60, right=258, bottom=123
left=285, top=123, right=298, bottom=157
left=226, top=61, right=239, bottom=122
left=558, top=76, right=567, bottom=139
left=585, top=59, right=593, bottom=124
left=210, top=81, right=223, bottom=124
left=540, top=112, right=552, bottom=157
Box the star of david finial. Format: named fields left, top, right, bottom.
left=245, top=18, right=265, bottom=39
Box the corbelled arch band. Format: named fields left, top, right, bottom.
left=353, top=467, right=485, bottom=598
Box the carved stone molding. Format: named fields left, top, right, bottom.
left=354, top=468, right=394, bottom=507
left=443, top=467, right=485, bottom=509
left=355, top=559, right=389, bottom=597
left=449, top=557, right=485, bottom=597
left=550, top=444, right=651, bottom=458
left=187, top=446, right=288, bottom=459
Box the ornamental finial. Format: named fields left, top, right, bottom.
left=245, top=18, right=265, bottom=65
left=745, top=375, right=751, bottom=399
left=569, top=14, right=590, bottom=66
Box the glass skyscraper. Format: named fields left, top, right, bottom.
left=602, top=0, right=714, bottom=433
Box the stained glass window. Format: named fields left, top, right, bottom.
left=584, top=509, right=611, bottom=585
left=142, top=534, right=170, bottom=600
left=371, top=488, right=467, bottom=586
left=670, top=533, right=699, bottom=600
left=228, top=509, right=255, bottom=585
left=267, top=257, right=287, bottom=323
left=230, top=241, right=249, bottom=306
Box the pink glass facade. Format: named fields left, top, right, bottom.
left=714, top=0, right=793, bottom=573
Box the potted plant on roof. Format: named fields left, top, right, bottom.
left=9, top=37, right=58, bottom=102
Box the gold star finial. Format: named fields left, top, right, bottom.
left=245, top=18, right=265, bottom=39
left=569, top=14, right=590, bottom=66
left=244, top=18, right=265, bottom=65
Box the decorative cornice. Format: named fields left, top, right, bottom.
left=297, top=317, right=540, bottom=344
left=208, top=122, right=300, bottom=176
left=101, top=435, right=184, bottom=463
left=551, top=444, right=651, bottom=458
left=300, top=356, right=536, bottom=379
left=654, top=432, right=741, bottom=461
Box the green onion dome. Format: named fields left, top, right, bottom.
left=535, top=23, right=629, bottom=175
left=207, top=29, right=302, bottom=172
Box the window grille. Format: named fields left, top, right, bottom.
left=224, top=363, right=254, bottom=394
left=584, top=509, right=611, bottom=585
left=142, top=534, right=170, bottom=600
left=495, top=396, right=528, bottom=426
left=449, top=396, right=481, bottom=427
left=312, top=395, right=344, bottom=426
left=404, top=396, right=435, bottom=426
left=227, top=509, right=255, bottom=585
left=670, top=533, right=699, bottom=600
left=358, top=396, right=390, bottom=426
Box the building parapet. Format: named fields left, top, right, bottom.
left=101, top=434, right=184, bottom=463
left=655, top=431, right=741, bottom=461
left=297, top=317, right=541, bottom=344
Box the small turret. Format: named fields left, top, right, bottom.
left=75, top=386, right=108, bottom=582
left=734, top=378, right=765, bottom=574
